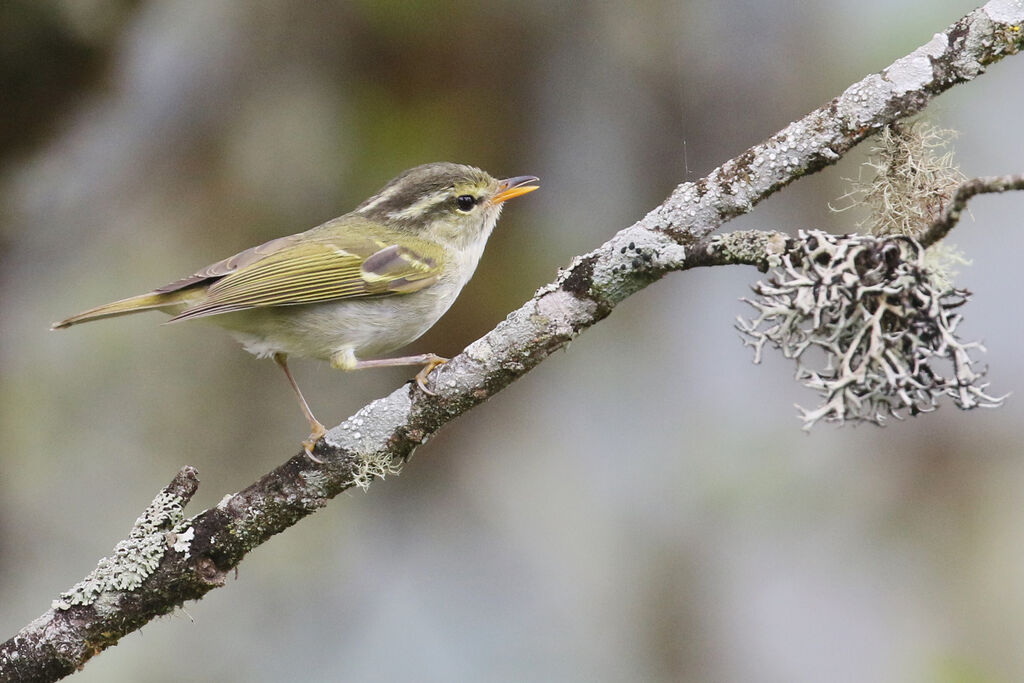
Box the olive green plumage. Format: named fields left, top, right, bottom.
left=53, top=162, right=539, bottom=456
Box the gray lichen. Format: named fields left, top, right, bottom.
left=326, top=395, right=413, bottom=490
left=833, top=120, right=967, bottom=239
left=832, top=120, right=973, bottom=291
left=53, top=490, right=193, bottom=610
left=737, top=230, right=1004, bottom=429
left=706, top=230, right=789, bottom=269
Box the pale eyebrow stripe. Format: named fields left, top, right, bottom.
left=357, top=185, right=402, bottom=214
left=385, top=190, right=450, bottom=220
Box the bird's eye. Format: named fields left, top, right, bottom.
left=455, top=195, right=477, bottom=212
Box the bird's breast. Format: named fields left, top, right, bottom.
left=211, top=276, right=466, bottom=362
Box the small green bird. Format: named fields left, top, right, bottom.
left=53, top=162, right=539, bottom=456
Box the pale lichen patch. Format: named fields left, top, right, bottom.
left=170, top=527, right=195, bottom=556
left=53, top=490, right=191, bottom=610
left=464, top=337, right=495, bottom=363
left=884, top=53, right=934, bottom=93
left=984, top=0, right=1024, bottom=25
left=535, top=289, right=588, bottom=339
left=709, top=231, right=788, bottom=269
left=922, top=32, right=948, bottom=58
left=325, top=394, right=413, bottom=490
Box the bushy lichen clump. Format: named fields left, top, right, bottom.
left=53, top=491, right=193, bottom=610
left=737, top=230, right=1003, bottom=429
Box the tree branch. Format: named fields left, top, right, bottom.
left=3, top=2, right=1022, bottom=680
left=919, top=172, right=1024, bottom=247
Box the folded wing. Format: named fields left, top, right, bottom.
left=169, top=235, right=443, bottom=322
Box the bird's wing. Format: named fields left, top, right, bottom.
left=154, top=234, right=305, bottom=293
left=167, top=231, right=444, bottom=322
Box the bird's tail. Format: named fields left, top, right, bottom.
left=51, top=290, right=193, bottom=330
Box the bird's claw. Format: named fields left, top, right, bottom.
left=302, top=421, right=328, bottom=463
left=414, top=355, right=449, bottom=396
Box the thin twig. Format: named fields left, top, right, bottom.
left=920, top=173, right=1024, bottom=247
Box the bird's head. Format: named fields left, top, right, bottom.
left=356, top=162, right=539, bottom=248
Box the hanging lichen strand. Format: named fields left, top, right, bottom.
left=737, top=230, right=1004, bottom=429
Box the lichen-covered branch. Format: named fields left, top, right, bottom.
left=3, top=2, right=1022, bottom=680
left=0, top=469, right=200, bottom=682
left=635, top=0, right=1024, bottom=241
left=919, top=173, right=1024, bottom=247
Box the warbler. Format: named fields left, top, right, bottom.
left=53, top=162, right=539, bottom=456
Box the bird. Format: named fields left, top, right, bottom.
left=53, top=162, right=539, bottom=457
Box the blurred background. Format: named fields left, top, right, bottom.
left=2, top=0, right=1023, bottom=681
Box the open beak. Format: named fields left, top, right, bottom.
left=490, top=175, right=540, bottom=205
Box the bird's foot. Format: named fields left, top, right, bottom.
left=302, top=420, right=328, bottom=463
left=414, top=355, right=449, bottom=395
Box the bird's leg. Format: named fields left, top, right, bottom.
left=331, top=349, right=449, bottom=395
left=273, top=353, right=326, bottom=461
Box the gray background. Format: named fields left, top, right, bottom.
left=2, top=1, right=1023, bottom=681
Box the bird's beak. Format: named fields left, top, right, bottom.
left=490, top=175, right=540, bottom=205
